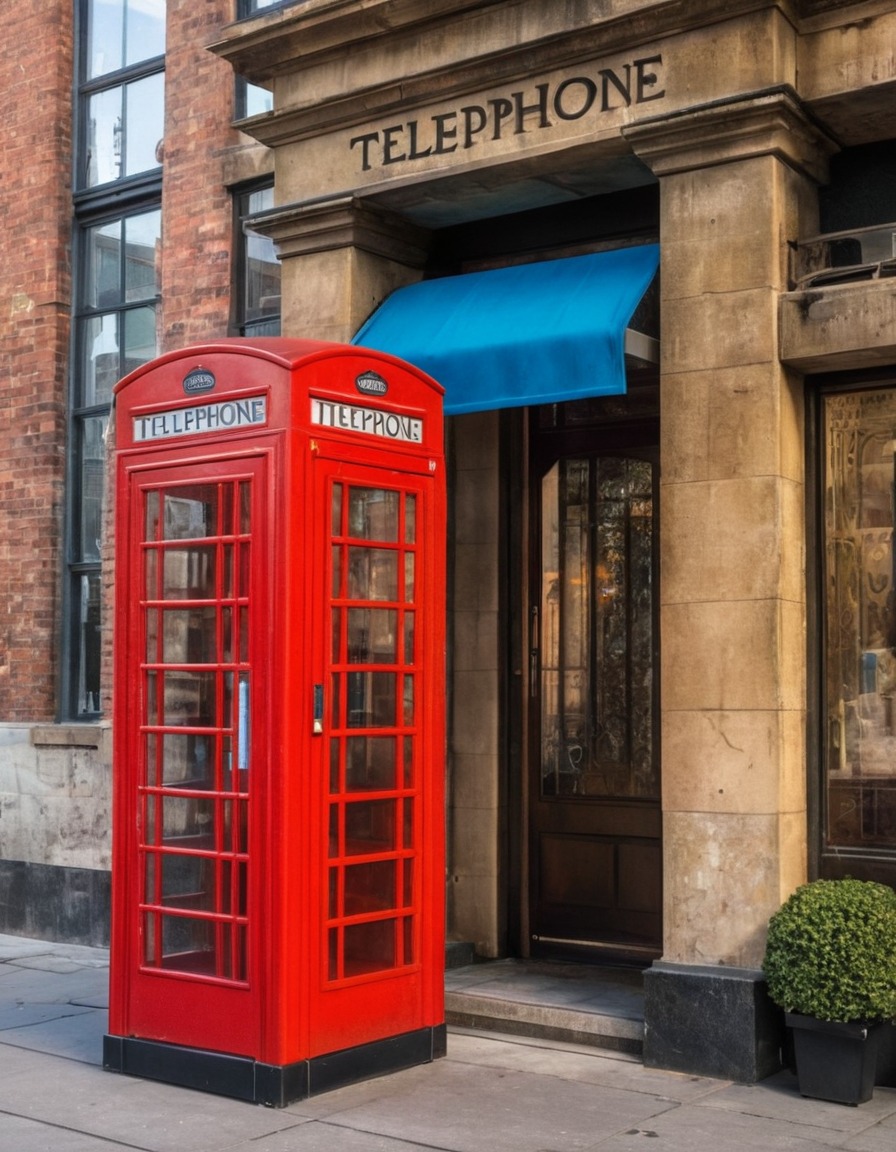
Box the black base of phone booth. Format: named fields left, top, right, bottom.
left=103, top=1025, right=448, bottom=1107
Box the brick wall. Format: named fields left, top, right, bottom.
left=160, top=0, right=243, bottom=349
left=0, top=2, right=74, bottom=721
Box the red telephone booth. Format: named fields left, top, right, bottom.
left=104, top=338, right=446, bottom=1105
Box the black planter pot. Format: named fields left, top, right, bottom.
left=785, top=1012, right=886, bottom=1105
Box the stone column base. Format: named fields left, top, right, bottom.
left=643, top=961, right=784, bottom=1082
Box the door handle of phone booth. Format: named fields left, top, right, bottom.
left=238, top=675, right=250, bottom=771
left=313, top=683, right=324, bottom=735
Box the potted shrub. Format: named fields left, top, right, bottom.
left=762, top=878, right=896, bottom=1105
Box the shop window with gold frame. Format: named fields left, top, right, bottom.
left=822, top=387, right=896, bottom=863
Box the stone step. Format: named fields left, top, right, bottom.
left=444, top=959, right=645, bottom=1056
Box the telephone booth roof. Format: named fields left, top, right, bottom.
left=112, top=336, right=445, bottom=458
left=113, top=337, right=445, bottom=399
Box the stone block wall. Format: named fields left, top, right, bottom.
left=0, top=725, right=112, bottom=945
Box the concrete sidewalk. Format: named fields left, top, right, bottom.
left=1, top=933, right=895, bottom=1151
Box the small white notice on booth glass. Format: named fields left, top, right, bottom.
left=310, top=397, right=423, bottom=443
left=133, top=397, right=268, bottom=442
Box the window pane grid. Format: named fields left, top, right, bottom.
left=87, top=0, right=165, bottom=80
left=325, top=480, right=422, bottom=982
left=138, top=478, right=253, bottom=983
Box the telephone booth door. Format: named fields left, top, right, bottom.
left=105, top=338, right=446, bottom=1106
left=109, top=450, right=272, bottom=1057
left=308, top=455, right=442, bottom=1055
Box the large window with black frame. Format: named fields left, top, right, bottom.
left=66, top=0, right=165, bottom=718
left=235, top=182, right=281, bottom=337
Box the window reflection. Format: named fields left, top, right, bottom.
left=824, top=390, right=896, bottom=850
left=80, top=416, right=107, bottom=562
left=236, top=183, right=280, bottom=337
left=85, top=73, right=163, bottom=188
left=347, top=608, right=398, bottom=663
left=540, top=457, right=656, bottom=799
left=88, top=0, right=165, bottom=79
left=348, top=488, right=399, bottom=541
left=162, top=487, right=219, bottom=540
left=81, top=209, right=160, bottom=406
left=348, top=548, right=398, bottom=601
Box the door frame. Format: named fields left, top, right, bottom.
left=110, top=446, right=275, bottom=1056
left=507, top=393, right=661, bottom=962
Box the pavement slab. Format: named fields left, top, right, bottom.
left=445, top=1029, right=722, bottom=1103
left=0, top=1048, right=304, bottom=1152
left=2, top=934, right=896, bottom=1152
left=287, top=1058, right=679, bottom=1152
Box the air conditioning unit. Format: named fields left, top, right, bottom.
left=794, top=224, right=896, bottom=288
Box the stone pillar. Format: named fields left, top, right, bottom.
left=249, top=194, right=430, bottom=341
left=624, top=92, right=836, bottom=1081
left=447, top=410, right=504, bottom=959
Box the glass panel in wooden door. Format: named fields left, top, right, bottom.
left=140, top=477, right=253, bottom=981
left=327, top=482, right=419, bottom=981
left=531, top=455, right=661, bottom=959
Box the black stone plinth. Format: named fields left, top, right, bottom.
left=103, top=1024, right=447, bottom=1107
left=877, top=1023, right=896, bottom=1087
left=0, top=860, right=110, bottom=947
left=643, top=961, right=784, bottom=1082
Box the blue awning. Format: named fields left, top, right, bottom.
left=351, top=244, right=659, bottom=415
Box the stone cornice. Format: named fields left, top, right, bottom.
left=210, top=0, right=502, bottom=79
left=212, top=0, right=798, bottom=109
left=245, top=194, right=431, bottom=266
left=622, top=86, right=839, bottom=181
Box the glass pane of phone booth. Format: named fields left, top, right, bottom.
left=139, top=479, right=252, bottom=982
left=327, top=484, right=419, bottom=981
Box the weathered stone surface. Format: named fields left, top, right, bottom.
left=0, top=726, right=111, bottom=872
left=780, top=280, right=896, bottom=372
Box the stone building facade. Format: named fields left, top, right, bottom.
left=212, top=0, right=896, bottom=1078
left=2, top=0, right=896, bottom=1082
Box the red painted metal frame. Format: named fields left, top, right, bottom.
left=110, top=339, right=445, bottom=1070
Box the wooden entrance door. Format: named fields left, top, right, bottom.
left=529, top=425, right=661, bottom=962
